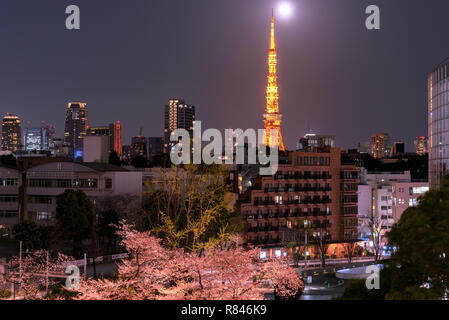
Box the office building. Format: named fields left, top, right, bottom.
left=148, top=137, right=163, bottom=160
left=1, top=114, right=21, bottom=152
left=370, top=133, right=391, bottom=159
left=428, top=58, right=449, bottom=189
left=109, top=121, right=122, bottom=157
left=358, top=169, right=411, bottom=238
left=24, top=127, right=50, bottom=151
left=164, top=99, right=195, bottom=153
left=391, top=142, right=405, bottom=156
left=130, top=136, right=148, bottom=159
left=297, top=133, right=335, bottom=152
left=83, top=135, right=110, bottom=163
left=414, top=136, right=427, bottom=155
left=64, top=102, right=88, bottom=159
left=392, top=182, right=429, bottom=223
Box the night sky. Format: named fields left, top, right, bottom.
left=1, top=0, right=449, bottom=151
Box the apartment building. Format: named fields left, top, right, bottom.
left=392, top=182, right=429, bottom=223
left=239, top=148, right=358, bottom=257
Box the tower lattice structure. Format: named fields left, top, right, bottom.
left=263, top=11, right=285, bottom=151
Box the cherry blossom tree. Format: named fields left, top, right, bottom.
left=74, top=222, right=304, bottom=300
left=5, top=251, right=71, bottom=299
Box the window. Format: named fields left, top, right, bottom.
left=56, top=179, right=72, bottom=188
left=0, top=178, right=18, bottom=186
left=0, top=195, right=18, bottom=202
left=79, top=179, right=98, bottom=188
left=0, top=210, right=18, bottom=218
left=105, top=179, right=112, bottom=189
left=29, top=195, right=52, bottom=204
left=36, top=212, right=52, bottom=221
left=28, top=179, right=52, bottom=188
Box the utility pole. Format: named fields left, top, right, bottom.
left=45, top=250, right=49, bottom=294
left=19, top=241, right=22, bottom=276
left=83, top=253, right=87, bottom=280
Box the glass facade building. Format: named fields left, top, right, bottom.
left=428, top=58, right=449, bottom=189
left=24, top=127, right=50, bottom=151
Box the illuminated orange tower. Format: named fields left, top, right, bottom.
left=263, top=10, right=285, bottom=151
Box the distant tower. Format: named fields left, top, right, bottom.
left=1, top=113, right=22, bottom=152
left=263, top=11, right=285, bottom=151
left=64, top=102, right=88, bottom=158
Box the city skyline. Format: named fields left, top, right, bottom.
left=1, top=1, right=449, bottom=151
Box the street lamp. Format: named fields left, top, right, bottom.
left=304, top=220, right=309, bottom=270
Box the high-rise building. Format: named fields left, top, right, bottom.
left=24, top=127, right=50, bottom=151
left=1, top=113, right=21, bottom=152
left=358, top=141, right=370, bottom=154
left=130, top=136, right=148, bottom=159
left=428, top=58, right=449, bottom=189
left=148, top=137, right=163, bottom=160
left=86, top=122, right=122, bottom=157
left=391, top=142, right=405, bottom=156
left=414, top=136, right=427, bottom=155
left=64, top=102, right=88, bottom=159
left=297, top=133, right=335, bottom=152
left=109, top=121, right=122, bottom=157
left=83, top=135, right=110, bottom=163
left=163, top=99, right=195, bottom=153
left=86, top=126, right=109, bottom=136
left=263, top=12, right=285, bottom=151
left=370, top=133, right=390, bottom=159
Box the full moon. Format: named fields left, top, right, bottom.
left=279, top=3, right=292, bottom=17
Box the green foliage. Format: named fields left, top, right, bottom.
left=150, top=153, right=171, bottom=168
left=339, top=175, right=449, bottom=300
left=131, top=156, right=148, bottom=168
left=12, top=221, right=53, bottom=250
left=388, top=175, right=449, bottom=298
left=142, top=165, right=244, bottom=251
left=0, top=289, right=11, bottom=298
left=55, top=190, right=96, bottom=256
left=45, top=284, right=79, bottom=300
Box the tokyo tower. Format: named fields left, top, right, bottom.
left=263, top=10, right=285, bottom=151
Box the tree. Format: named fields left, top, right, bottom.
left=73, top=223, right=304, bottom=300
left=365, top=210, right=387, bottom=262
left=97, top=210, right=120, bottom=254
left=387, top=175, right=449, bottom=299
left=108, top=150, right=121, bottom=166
left=312, top=227, right=329, bottom=268
left=150, top=153, right=171, bottom=168
left=54, top=190, right=96, bottom=257
left=343, top=240, right=359, bottom=263
left=4, top=251, right=71, bottom=300
left=142, top=165, right=243, bottom=252
left=131, top=156, right=148, bottom=168
left=12, top=221, right=50, bottom=251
